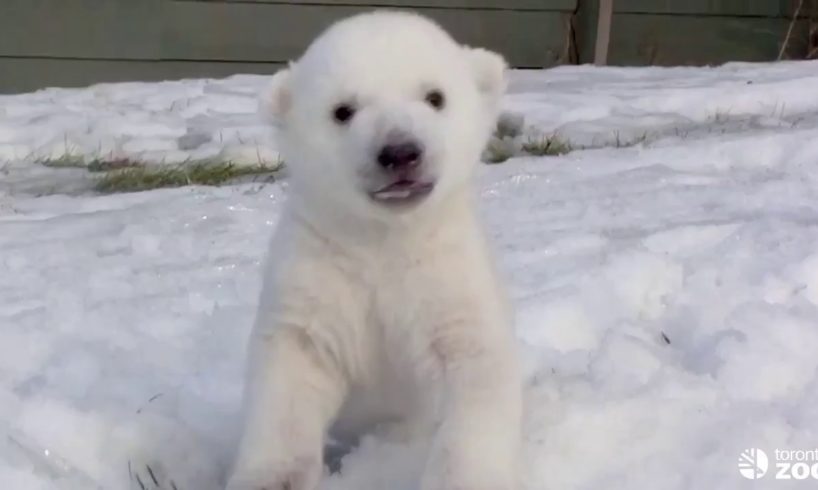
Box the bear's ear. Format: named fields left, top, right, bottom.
left=259, top=65, right=294, bottom=124
left=464, top=47, right=508, bottom=103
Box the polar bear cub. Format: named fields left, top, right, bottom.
left=228, top=10, right=522, bottom=490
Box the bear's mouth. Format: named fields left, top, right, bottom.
left=370, top=179, right=435, bottom=203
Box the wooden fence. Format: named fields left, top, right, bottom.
left=0, top=0, right=811, bottom=93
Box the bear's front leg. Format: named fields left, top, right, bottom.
left=228, top=327, right=346, bottom=490
left=420, top=321, right=522, bottom=490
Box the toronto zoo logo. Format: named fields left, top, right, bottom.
left=738, top=448, right=768, bottom=479
left=739, top=448, right=818, bottom=480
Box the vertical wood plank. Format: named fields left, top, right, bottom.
left=594, top=0, right=614, bottom=64
left=161, top=2, right=570, bottom=67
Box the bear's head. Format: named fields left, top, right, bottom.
left=262, top=11, right=506, bottom=223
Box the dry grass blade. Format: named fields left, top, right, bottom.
left=779, top=0, right=806, bottom=60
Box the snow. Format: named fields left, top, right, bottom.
left=2, top=60, right=818, bottom=489
left=0, top=76, right=280, bottom=168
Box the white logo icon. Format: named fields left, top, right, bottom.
left=739, top=448, right=769, bottom=479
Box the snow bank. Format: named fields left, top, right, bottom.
left=2, top=61, right=818, bottom=489
left=0, top=76, right=280, bottom=167
left=2, top=60, right=817, bottom=169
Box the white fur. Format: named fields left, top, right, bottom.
left=228, top=11, right=522, bottom=490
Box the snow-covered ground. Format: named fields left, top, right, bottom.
left=2, top=60, right=818, bottom=489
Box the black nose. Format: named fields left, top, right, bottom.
left=377, top=142, right=423, bottom=171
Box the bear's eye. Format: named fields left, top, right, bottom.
left=332, top=103, right=356, bottom=124
left=425, top=89, right=445, bottom=111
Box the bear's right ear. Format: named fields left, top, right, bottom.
left=464, top=47, right=508, bottom=105
left=259, top=65, right=294, bottom=124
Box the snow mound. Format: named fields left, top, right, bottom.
left=2, top=61, right=818, bottom=488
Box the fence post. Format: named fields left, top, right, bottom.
left=594, top=0, right=613, bottom=65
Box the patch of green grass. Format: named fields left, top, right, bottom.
left=39, top=154, right=88, bottom=169
left=37, top=154, right=281, bottom=193
left=522, top=134, right=573, bottom=156
left=95, top=161, right=279, bottom=193
left=39, top=154, right=143, bottom=171
left=87, top=157, right=144, bottom=173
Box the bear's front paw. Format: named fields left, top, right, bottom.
left=226, top=457, right=321, bottom=490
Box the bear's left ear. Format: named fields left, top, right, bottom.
left=464, top=47, right=508, bottom=103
